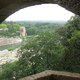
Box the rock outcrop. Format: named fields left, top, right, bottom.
left=20, top=26, right=26, bottom=37
left=0, top=49, right=18, bottom=65
left=0, top=37, right=22, bottom=46
left=0, top=0, right=80, bottom=23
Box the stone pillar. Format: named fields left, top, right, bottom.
left=20, top=26, right=26, bottom=37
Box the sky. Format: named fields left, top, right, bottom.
left=6, top=4, right=75, bottom=21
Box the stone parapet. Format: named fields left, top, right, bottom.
left=19, top=70, right=80, bottom=80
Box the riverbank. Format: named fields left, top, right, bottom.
left=0, top=37, right=22, bottom=46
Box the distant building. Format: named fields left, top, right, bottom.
left=20, top=26, right=26, bottom=37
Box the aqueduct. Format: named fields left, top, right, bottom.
left=0, top=0, right=80, bottom=23
left=0, top=0, right=80, bottom=80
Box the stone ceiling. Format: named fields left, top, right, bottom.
left=0, top=0, right=80, bottom=23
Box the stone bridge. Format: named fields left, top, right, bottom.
left=0, top=0, right=80, bottom=23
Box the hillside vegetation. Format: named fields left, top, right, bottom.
left=0, top=15, right=80, bottom=80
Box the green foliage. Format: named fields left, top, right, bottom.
left=17, top=31, right=64, bottom=78
left=0, top=15, right=80, bottom=80
left=0, top=24, right=7, bottom=28
left=0, top=22, right=20, bottom=37
left=8, top=48, right=15, bottom=51
left=16, top=21, right=64, bottom=35
left=27, top=27, right=38, bottom=35
left=13, top=24, right=20, bottom=31
left=70, top=30, right=80, bottom=41
left=57, top=15, right=80, bottom=73
left=0, top=61, right=20, bottom=80
left=66, top=15, right=80, bottom=30
left=0, top=31, right=64, bottom=80
left=1, top=21, right=63, bottom=37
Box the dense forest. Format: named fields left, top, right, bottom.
left=0, top=21, right=65, bottom=37
left=0, top=15, right=80, bottom=80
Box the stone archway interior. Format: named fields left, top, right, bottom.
left=0, top=0, right=80, bottom=23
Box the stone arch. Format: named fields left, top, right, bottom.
left=0, top=0, right=80, bottom=23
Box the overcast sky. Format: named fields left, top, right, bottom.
left=6, top=4, right=74, bottom=21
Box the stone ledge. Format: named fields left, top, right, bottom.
left=19, top=70, right=80, bottom=80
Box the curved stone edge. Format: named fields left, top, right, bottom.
left=0, top=0, right=80, bottom=23
left=19, top=70, right=80, bottom=80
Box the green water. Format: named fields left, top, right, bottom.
left=0, top=43, right=21, bottom=51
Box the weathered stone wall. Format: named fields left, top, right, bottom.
left=19, top=70, right=80, bottom=80
left=0, top=0, right=80, bottom=23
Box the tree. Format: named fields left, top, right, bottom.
left=13, top=24, right=20, bottom=31
left=17, top=31, right=63, bottom=78
left=0, top=24, right=7, bottom=28
left=27, top=27, right=38, bottom=35
left=57, top=15, right=80, bottom=73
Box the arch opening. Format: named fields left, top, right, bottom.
left=6, top=4, right=74, bottom=22
left=0, top=0, right=80, bottom=23
left=0, top=2, right=80, bottom=80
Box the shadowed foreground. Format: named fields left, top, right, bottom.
left=19, top=70, right=80, bottom=80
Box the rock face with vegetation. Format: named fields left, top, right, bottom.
left=0, top=49, right=18, bottom=65
left=0, top=37, right=22, bottom=46
left=0, top=0, right=80, bottom=22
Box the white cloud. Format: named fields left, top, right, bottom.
left=6, top=4, right=74, bottom=21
